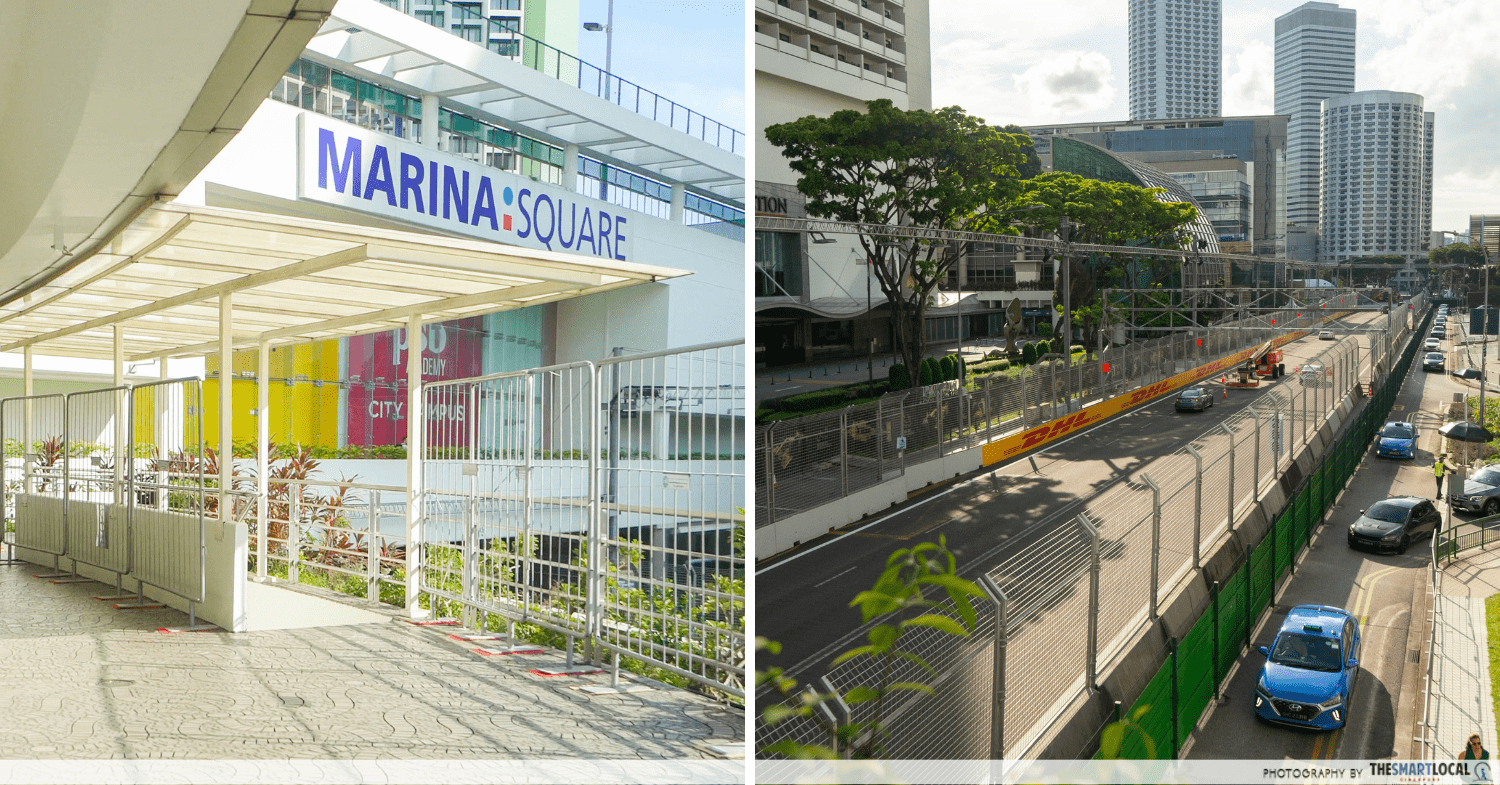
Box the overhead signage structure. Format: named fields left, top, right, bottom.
left=298, top=117, right=633, bottom=262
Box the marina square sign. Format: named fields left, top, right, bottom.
left=297, top=117, right=632, bottom=261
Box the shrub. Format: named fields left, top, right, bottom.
left=955, top=353, right=967, bottom=380
left=889, top=363, right=911, bottom=391
left=939, top=355, right=955, bottom=382
left=1036, top=321, right=1053, bottom=337
left=1035, top=339, right=1052, bottom=357
left=918, top=358, right=936, bottom=386
left=1021, top=342, right=1039, bottom=365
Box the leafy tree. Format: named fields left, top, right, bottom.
left=766, top=99, right=1030, bottom=375
left=1021, top=342, right=1038, bottom=365
left=998, top=172, right=1198, bottom=343
left=758, top=537, right=987, bottom=759
left=888, top=363, right=911, bottom=391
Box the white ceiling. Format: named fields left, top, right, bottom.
left=0, top=0, right=339, bottom=310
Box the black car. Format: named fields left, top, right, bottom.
left=1422, top=352, right=1445, bottom=372
left=1348, top=497, right=1441, bottom=554
left=1175, top=387, right=1214, bottom=411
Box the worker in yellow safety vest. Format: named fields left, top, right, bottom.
left=1435, top=454, right=1450, bottom=501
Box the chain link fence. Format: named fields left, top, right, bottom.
left=757, top=300, right=1424, bottom=758
left=758, top=308, right=1346, bottom=528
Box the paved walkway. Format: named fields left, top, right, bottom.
left=1431, top=547, right=1500, bottom=760
left=0, top=565, right=742, bottom=759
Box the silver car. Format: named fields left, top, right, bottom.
left=1449, top=465, right=1500, bottom=516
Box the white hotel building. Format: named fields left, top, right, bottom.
left=754, top=0, right=933, bottom=368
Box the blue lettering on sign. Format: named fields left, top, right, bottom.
left=312, top=127, right=632, bottom=260
left=578, top=207, right=595, bottom=255
left=472, top=176, right=497, bottom=230
left=399, top=153, right=425, bottom=212
left=364, top=145, right=396, bottom=205
left=318, top=128, right=361, bottom=195
left=517, top=188, right=532, bottom=239
left=534, top=194, right=555, bottom=250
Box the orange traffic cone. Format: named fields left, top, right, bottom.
left=1223, top=386, right=1228, bottom=398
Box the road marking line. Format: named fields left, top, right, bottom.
left=1323, top=729, right=1341, bottom=759
left=1312, top=734, right=1323, bottom=758
left=813, top=565, right=858, bottom=588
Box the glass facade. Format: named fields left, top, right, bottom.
left=1051, top=138, right=1221, bottom=254
left=755, top=231, right=803, bottom=298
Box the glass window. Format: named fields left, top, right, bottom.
left=755, top=232, right=803, bottom=297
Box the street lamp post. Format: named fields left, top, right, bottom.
left=1059, top=216, right=1082, bottom=411
left=583, top=0, right=615, bottom=98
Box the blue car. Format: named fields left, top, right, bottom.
left=1253, top=605, right=1360, bottom=730
left=1375, top=421, right=1417, bottom=458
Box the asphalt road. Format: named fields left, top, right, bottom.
left=757, top=309, right=1403, bottom=689
left=1187, top=308, right=1460, bottom=760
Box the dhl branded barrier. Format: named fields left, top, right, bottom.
left=981, top=331, right=1310, bottom=465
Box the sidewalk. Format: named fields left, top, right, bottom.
left=1431, top=548, right=1500, bottom=760
left=756, top=338, right=1033, bottom=405
left=0, top=565, right=743, bottom=759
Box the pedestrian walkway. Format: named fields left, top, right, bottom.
left=1431, top=548, right=1500, bottom=761
left=756, top=338, right=1021, bottom=405
left=0, top=565, right=742, bottom=759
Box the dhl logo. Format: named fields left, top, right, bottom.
left=982, top=330, right=1310, bottom=466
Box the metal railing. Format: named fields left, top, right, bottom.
left=757, top=300, right=1425, bottom=758
left=758, top=307, right=1344, bottom=529
left=418, top=0, right=743, bottom=154
left=416, top=341, right=746, bottom=697
left=1, top=378, right=210, bottom=620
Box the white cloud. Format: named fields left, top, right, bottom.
left=1222, top=41, right=1274, bottom=116
left=1013, top=52, right=1117, bottom=118
left=922, top=0, right=1500, bottom=235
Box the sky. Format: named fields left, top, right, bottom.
left=930, top=0, right=1500, bottom=236
left=575, top=0, right=745, bottom=139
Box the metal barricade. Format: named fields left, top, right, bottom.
left=62, top=386, right=133, bottom=579
left=596, top=340, right=746, bottom=696
left=1, top=393, right=68, bottom=564
left=125, top=378, right=208, bottom=615
left=421, top=361, right=597, bottom=644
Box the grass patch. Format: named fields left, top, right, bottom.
left=1488, top=592, right=1500, bottom=726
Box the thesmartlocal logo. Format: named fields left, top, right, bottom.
left=299, top=119, right=631, bottom=262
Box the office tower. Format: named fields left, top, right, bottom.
left=1319, top=91, right=1433, bottom=264
left=1275, top=2, right=1355, bottom=262
left=1128, top=0, right=1222, bottom=121
left=379, top=0, right=580, bottom=57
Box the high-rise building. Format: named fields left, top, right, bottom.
left=1128, top=0, right=1222, bottom=122
left=754, top=0, right=934, bottom=366
left=1274, top=2, right=1355, bottom=263
left=1319, top=91, right=1433, bottom=264
left=377, top=0, right=580, bottom=58
left=1473, top=216, right=1500, bottom=259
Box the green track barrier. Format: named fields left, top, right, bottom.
left=1100, top=307, right=1433, bottom=759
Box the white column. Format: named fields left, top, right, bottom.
left=421, top=93, right=440, bottom=151
left=563, top=144, right=580, bottom=192
left=219, top=294, right=233, bottom=521
left=256, top=339, right=270, bottom=579
left=156, top=358, right=168, bottom=511
left=114, top=325, right=125, bottom=505
left=670, top=182, right=685, bottom=223
left=405, top=314, right=426, bottom=618
left=22, top=346, right=32, bottom=495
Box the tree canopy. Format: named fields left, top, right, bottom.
left=765, top=99, right=1032, bottom=373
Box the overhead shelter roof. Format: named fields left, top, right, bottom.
left=0, top=203, right=687, bottom=362
left=303, top=0, right=744, bottom=201
left=0, top=0, right=338, bottom=308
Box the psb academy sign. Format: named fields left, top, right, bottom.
left=297, top=117, right=632, bottom=261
